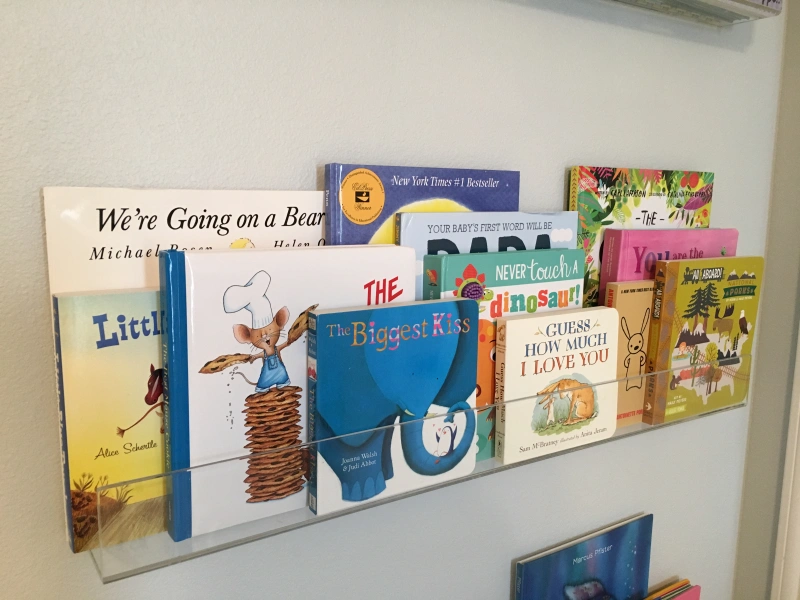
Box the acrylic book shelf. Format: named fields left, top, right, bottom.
left=88, top=354, right=752, bottom=583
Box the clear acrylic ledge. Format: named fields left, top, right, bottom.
left=90, top=354, right=752, bottom=582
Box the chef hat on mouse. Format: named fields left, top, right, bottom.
left=223, top=271, right=274, bottom=329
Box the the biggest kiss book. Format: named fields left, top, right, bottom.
left=307, top=298, right=478, bottom=515
left=160, top=245, right=415, bottom=540
left=324, top=164, right=520, bottom=245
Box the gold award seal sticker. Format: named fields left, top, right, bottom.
left=340, top=168, right=385, bottom=225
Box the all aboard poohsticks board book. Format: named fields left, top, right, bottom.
left=423, top=249, right=585, bottom=461
left=54, top=289, right=167, bottom=552
left=605, top=280, right=655, bottom=428
left=495, top=306, right=619, bottom=465
left=600, top=228, right=738, bottom=304
left=160, top=245, right=415, bottom=540
left=43, top=187, right=325, bottom=294
left=568, top=167, right=713, bottom=307
left=396, top=210, right=578, bottom=299
left=307, top=298, right=478, bottom=515
left=324, top=164, right=519, bottom=246
left=643, top=256, right=764, bottom=424
left=514, top=514, right=653, bottom=600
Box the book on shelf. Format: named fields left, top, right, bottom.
left=643, top=256, right=764, bottom=424
left=160, top=245, right=415, bottom=540
left=514, top=514, right=653, bottom=600
left=53, top=289, right=167, bottom=552
left=423, top=248, right=585, bottom=460
left=42, top=186, right=325, bottom=293
left=395, top=210, right=578, bottom=299
left=605, top=280, right=655, bottom=428
left=306, top=298, right=478, bottom=515
left=495, top=306, right=619, bottom=465
left=324, top=164, right=519, bottom=246
left=600, top=227, right=738, bottom=304
left=568, top=167, right=713, bottom=307
left=645, top=580, right=699, bottom=599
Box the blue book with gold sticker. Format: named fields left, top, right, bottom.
left=307, top=298, right=478, bottom=515
left=324, top=163, right=520, bottom=245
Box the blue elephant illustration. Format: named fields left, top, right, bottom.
left=313, top=299, right=478, bottom=503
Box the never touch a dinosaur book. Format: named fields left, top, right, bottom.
left=494, top=306, right=619, bottom=465
left=643, top=256, right=764, bottom=424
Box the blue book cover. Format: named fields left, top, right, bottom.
left=308, top=298, right=478, bottom=515
left=515, top=515, right=653, bottom=600
left=324, top=163, right=520, bottom=245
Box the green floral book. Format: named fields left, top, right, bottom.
left=643, top=256, right=763, bottom=424
left=569, top=166, right=714, bottom=307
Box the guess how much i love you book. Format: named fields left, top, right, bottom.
left=424, top=249, right=585, bottom=460
left=494, top=306, right=619, bottom=465
left=324, top=164, right=519, bottom=245
left=307, top=299, right=478, bottom=515
left=160, top=245, right=415, bottom=540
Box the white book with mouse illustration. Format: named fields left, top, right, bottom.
left=494, top=307, right=619, bottom=465
left=160, top=245, right=415, bottom=540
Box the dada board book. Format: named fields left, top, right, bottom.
left=423, top=248, right=585, bottom=460
left=515, top=514, right=653, bottom=600
left=307, top=299, right=478, bottom=515
left=495, top=306, right=619, bottom=465
left=644, top=256, right=764, bottom=424
left=324, top=164, right=520, bottom=245
left=160, top=245, right=415, bottom=540
left=569, top=167, right=713, bottom=307
left=395, top=210, right=578, bottom=299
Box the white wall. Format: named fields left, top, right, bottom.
left=0, top=1, right=784, bottom=598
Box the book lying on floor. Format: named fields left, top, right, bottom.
left=514, top=514, right=654, bottom=600
left=396, top=210, right=577, bottom=299
left=160, top=245, right=414, bottom=540
left=307, top=298, right=478, bottom=515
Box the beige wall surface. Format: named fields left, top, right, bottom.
left=736, top=0, right=800, bottom=597
left=0, top=2, right=785, bottom=599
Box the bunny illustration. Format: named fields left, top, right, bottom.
left=622, top=307, right=649, bottom=391
left=539, top=394, right=556, bottom=427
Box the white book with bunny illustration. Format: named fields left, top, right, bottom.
left=160, top=245, right=415, bottom=540
left=494, top=307, right=619, bottom=465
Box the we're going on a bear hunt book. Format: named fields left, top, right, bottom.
left=494, top=306, right=619, bottom=465
left=306, top=298, right=478, bottom=515
left=160, top=245, right=414, bottom=540
left=600, top=227, right=738, bottom=304
left=43, top=187, right=325, bottom=293
left=324, top=164, right=520, bottom=246
left=643, top=256, right=764, bottom=425
left=605, top=281, right=655, bottom=428
left=568, top=167, right=714, bottom=307
left=396, top=210, right=578, bottom=299
left=423, top=249, right=584, bottom=461
left=514, top=514, right=653, bottom=600
left=54, top=289, right=167, bottom=552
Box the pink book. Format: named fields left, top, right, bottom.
left=600, top=228, right=738, bottom=303
left=673, top=585, right=701, bottom=599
